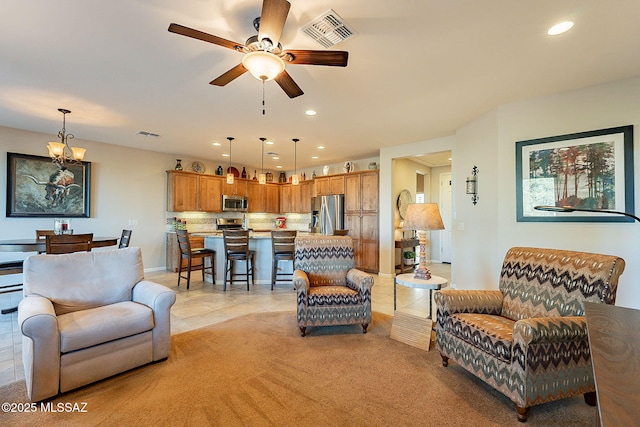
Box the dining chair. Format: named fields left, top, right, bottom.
left=223, top=229, right=255, bottom=291
left=271, top=230, right=297, bottom=290
left=35, top=230, right=55, bottom=239
left=36, top=230, right=56, bottom=253
left=119, top=229, right=132, bottom=248
left=176, top=229, right=215, bottom=289
left=45, top=233, right=93, bottom=254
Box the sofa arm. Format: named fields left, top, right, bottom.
left=293, top=270, right=310, bottom=293
left=346, top=268, right=374, bottom=293
left=132, top=280, right=176, bottom=361
left=513, top=316, right=588, bottom=346
left=18, top=296, right=61, bottom=402
left=434, top=289, right=503, bottom=315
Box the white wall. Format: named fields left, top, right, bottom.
left=388, top=76, right=640, bottom=309
left=1, top=126, right=176, bottom=270
left=491, top=77, right=640, bottom=310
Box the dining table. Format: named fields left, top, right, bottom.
left=0, top=236, right=119, bottom=252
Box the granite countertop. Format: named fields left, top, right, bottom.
left=190, top=230, right=311, bottom=239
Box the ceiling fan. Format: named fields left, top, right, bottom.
left=168, top=0, right=349, bottom=98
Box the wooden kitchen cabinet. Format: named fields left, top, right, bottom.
left=223, top=179, right=247, bottom=197
left=299, top=181, right=312, bottom=213
left=247, top=180, right=264, bottom=213
left=314, top=175, right=345, bottom=196
left=167, top=171, right=224, bottom=212
left=167, top=171, right=199, bottom=211
left=280, top=184, right=291, bottom=213
left=265, top=183, right=280, bottom=213
left=344, top=170, right=379, bottom=273
left=199, top=175, right=222, bottom=212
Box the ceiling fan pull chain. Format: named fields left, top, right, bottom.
left=262, top=79, right=266, bottom=115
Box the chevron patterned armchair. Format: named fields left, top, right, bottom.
left=434, top=247, right=625, bottom=422
left=293, top=235, right=374, bottom=337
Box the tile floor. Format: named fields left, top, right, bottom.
left=0, top=263, right=450, bottom=388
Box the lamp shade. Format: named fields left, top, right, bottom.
left=241, top=51, right=285, bottom=81
left=402, top=203, right=445, bottom=231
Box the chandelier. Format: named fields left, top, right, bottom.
left=47, top=108, right=86, bottom=166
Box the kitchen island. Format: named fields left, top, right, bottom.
left=192, top=231, right=308, bottom=287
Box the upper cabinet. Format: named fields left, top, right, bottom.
left=314, top=175, right=345, bottom=196
left=167, top=171, right=199, bottom=211
left=167, top=171, right=224, bottom=212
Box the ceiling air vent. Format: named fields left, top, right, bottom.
left=137, top=131, right=160, bottom=138
left=300, top=9, right=357, bottom=48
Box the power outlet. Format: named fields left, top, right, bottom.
left=128, top=219, right=138, bottom=226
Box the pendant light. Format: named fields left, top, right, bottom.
left=226, top=137, right=234, bottom=184
left=291, top=138, right=300, bottom=185
left=259, top=137, right=267, bottom=184
left=47, top=108, right=86, bottom=166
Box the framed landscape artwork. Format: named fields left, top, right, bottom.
left=516, top=125, right=634, bottom=222
left=6, top=152, right=91, bottom=218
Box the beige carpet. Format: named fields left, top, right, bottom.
left=1, top=312, right=595, bottom=426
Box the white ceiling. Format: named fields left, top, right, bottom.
left=2, top=1, right=640, bottom=171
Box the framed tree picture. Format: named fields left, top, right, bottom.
left=516, top=125, right=634, bottom=222
left=6, top=152, right=91, bottom=218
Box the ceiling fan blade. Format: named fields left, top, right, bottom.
left=275, top=70, right=303, bottom=98
left=210, top=64, right=248, bottom=86
left=168, top=23, right=244, bottom=51
left=283, top=50, right=348, bottom=67
left=257, top=0, right=291, bottom=47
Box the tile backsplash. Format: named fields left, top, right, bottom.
left=166, top=212, right=311, bottom=232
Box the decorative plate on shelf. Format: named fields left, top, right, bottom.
left=343, top=161, right=355, bottom=173
left=227, top=166, right=240, bottom=177
left=397, top=189, right=413, bottom=220
left=192, top=161, right=206, bottom=174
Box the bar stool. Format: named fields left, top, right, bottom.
left=176, top=229, right=215, bottom=290
left=271, top=230, right=297, bottom=290
left=223, top=230, right=255, bottom=291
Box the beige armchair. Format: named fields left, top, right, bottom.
left=293, top=235, right=374, bottom=336
left=18, top=247, right=176, bottom=401
left=434, top=247, right=625, bottom=422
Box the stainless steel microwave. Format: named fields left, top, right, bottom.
left=222, top=195, right=248, bottom=212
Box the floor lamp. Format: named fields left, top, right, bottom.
left=402, top=203, right=445, bottom=280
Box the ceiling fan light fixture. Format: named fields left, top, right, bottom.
left=242, top=51, right=285, bottom=81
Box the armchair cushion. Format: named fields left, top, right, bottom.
left=308, top=286, right=360, bottom=306
left=58, top=301, right=154, bottom=353
left=23, top=248, right=144, bottom=315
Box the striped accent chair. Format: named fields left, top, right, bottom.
left=293, top=235, right=374, bottom=337
left=434, top=247, right=625, bottom=422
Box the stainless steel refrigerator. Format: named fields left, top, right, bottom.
left=310, top=195, right=345, bottom=235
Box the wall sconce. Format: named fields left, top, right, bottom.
left=466, top=166, right=478, bottom=205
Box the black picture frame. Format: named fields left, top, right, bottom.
left=516, top=125, right=634, bottom=222
left=6, top=152, right=91, bottom=218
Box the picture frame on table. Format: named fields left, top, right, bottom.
left=515, top=125, right=634, bottom=222
left=6, top=152, right=91, bottom=218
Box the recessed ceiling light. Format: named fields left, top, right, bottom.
left=266, top=140, right=274, bottom=145
left=317, top=145, right=325, bottom=150
left=222, top=153, right=229, bottom=157
left=312, top=156, right=319, bottom=159
left=272, top=156, right=280, bottom=160
left=548, top=21, right=574, bottom=36
left=212, top=142, right=221, bottom=146
left=276, top=165, right=283, bottom=169
left=305, top=109, right=317, bottom=116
